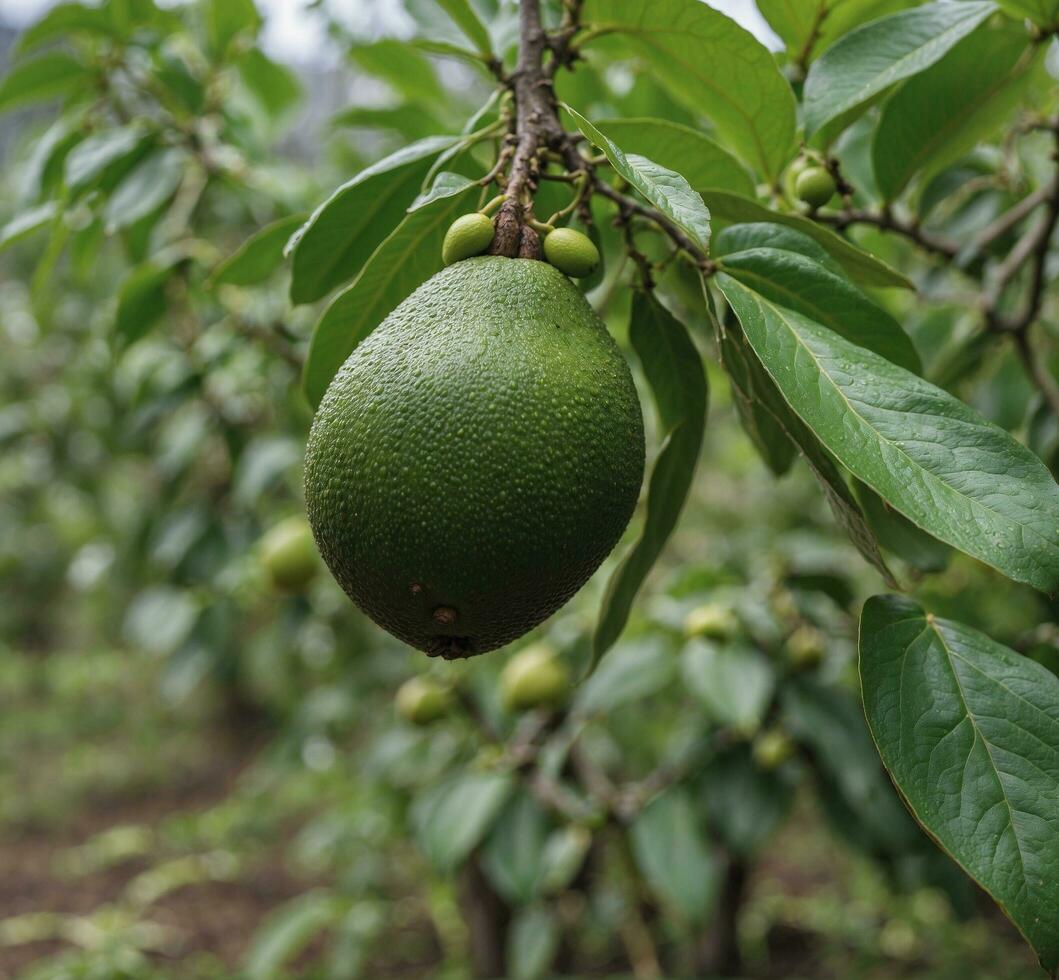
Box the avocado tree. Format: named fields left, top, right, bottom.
left=2, top=0, right=1059, bottom=976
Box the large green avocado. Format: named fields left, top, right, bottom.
left=305, top=256, right=645, bottom=658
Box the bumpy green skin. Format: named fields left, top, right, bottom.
left=259, top=516, right=319, bottom=592
left=795, top=166, right=836, bottom=209
left=305, top=256, right=644, bottom=658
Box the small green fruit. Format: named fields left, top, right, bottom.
left=752, top=728, right=796, bottom=770
left=795, top=166, right=836, bottom=209
left=442, top=212, right=494, bottom=266
left=683, top=602, right=740, bottom=642
left=395, top=676, right=453, bottom=725
left=543, top=227, right=600, bottom=278
left=501, top=643, right=570, bottom=712
left=785, top=624, right=826, bottom=669
left=259, top=516, right=319, bottom=592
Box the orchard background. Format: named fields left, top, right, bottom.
left=2, top=0, right=1059, bottom=978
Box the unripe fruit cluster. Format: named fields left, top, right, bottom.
left=442, top=213, right=599, bottom=279
left=395, top=676, right=453, bottom=725
left=258, top=516, right=319, bottom=592
left=795, top=166, right=836, bottom=209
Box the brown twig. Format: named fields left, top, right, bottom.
left=814, top=206, right=959, bottom=259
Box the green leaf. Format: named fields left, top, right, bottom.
left=630, top=787, right=719, bottom=924
left=289, top=135, right=456, bottom=305
left=567, top=107, right=711, bottom=253
left=205, top=0, right=262, bottom=59
left=331, top=104, right=442, bottom=140
left=64, top=124, right=153, bottom=193
left=430, top=0, right=493, bottom=56
left=803, top=1, right=998, bottom=143
left=116, top=256, right=182, bottom=346
left=350, top=39, right=444, bottom=106
left=481, top=791, right=550, bottom=904
left=507, top=906, right=560, bottom=980
left=0, top=53, right=90, bottom=113
left=581, top=0, right=796, bottom=180
left=716, top=243, right=921, bottom=373
left=212, top=213, right=307, bottom=287
left=700, top=190, right=911, bottom=289
left=575, top=638, right=677, bottom=714
left=994, top=0, right=1059, bottom=26
left=236, top=48, right=302, bottom=119
left=872, top=26, right=1040, bottom=202
left=245, top=892, right=340, bottom=980
left=103, top=148, right=187, bottom=233
left=0, top=202, right=58, bottom=252
left=592, top=117, right=755, bottom=198
left=412, top=772, right=514, bottom=872
left=717, top=275, right=1059, bottom=593
left=714, top=221, right=842, bottom=274
left=409, top=171, right=475, bottom=209
left=682, top=639, right=775, bottom=733
left=17, top=2, right=119, bottom=51
left=302, top=182, right=477, bottom=408
left=699, top=745, right=795, bottom=856
left=592, top=293, right=707, bottom=664
left=852, top=480, right=952, bottom=573
left=860, top=595, right=1059, bottom=973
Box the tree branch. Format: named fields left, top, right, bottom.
left=814, top=207, right=959, bottom=259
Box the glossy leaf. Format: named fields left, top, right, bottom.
left=0, top=53, right=89, bottom=113
left=0, top=202, right=57, bottom=252
left=682, top=638, right=775, bottom=733
left=103, top=148, right=187, bottom=233
left=853, top=480, right=952, bottom=573
left=211, top=213, right=307, bottom=287
left=717, top=275, right=1059, bottom=593
left=699, top=745, right=795, bottom=856
left=630, top=787, right=718, bottom=924
left=581, top=0, right=796, bottom=179
left=481, top=791, right=550, bottom=904
left=712, top=297, right=895, bottom=582
left=431, top=0, right=493, bottom=55
left=302, top=182, right=476, bottom=407
left=567, top=108, right=711, bottom=252
left=115, top=258, right=181, bottom=346
left=803, top=1, right=998, bottom=142
left=411, top=771, right=514, bottom=872
left=592, top=293, right=707, bottom=664
left=593, top=117, right=755, bottom=198
left=507, top=906, right=560, bottom=980
left=64, top=124, right=153, bottom=193
left=860, top=595, right=1059, bottom=972
left=575, top=638, right=677, bottom=714
left=994, top=0, right=1059, bottom=25
left=873, top=26, right=1039, bottom=202
left=205, top=0, right=261, bottom=58
left=716, top=245, right=920, bottom=373
left=701, top=190, right=911, bottom=289
left=288, top=135, right=456, bottom=305
left=17, top=2, right=119, bottom=51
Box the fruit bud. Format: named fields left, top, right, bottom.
left=785, top=624, right=826, bottom=669
left=395, top=676, right=453, bottom=725
left=259, top=516, right=319, bottom=592
left=795, top=166, right=836, bottom=209
left=442, top=212, right=495, bottom=266
left=543, top=227, right=600, bottom=278
left=752, top=727, right=796, bottom=770
left=683, top=602, right=740, bottom=642
left=500, top=643, right=570, bottom=712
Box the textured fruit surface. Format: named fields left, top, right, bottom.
left=795, top=166, right=836, bottom=208
left=259, top=516, right=319, bottom=591
left=305, top=256, right=644, bottom=658
left=442, top=212, right=494, bottom=266
left=501, top=644, right=570, bottom=711
left=395, top=676, right=452, bottom=724
left=543, top=227, right=600, bottom=278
